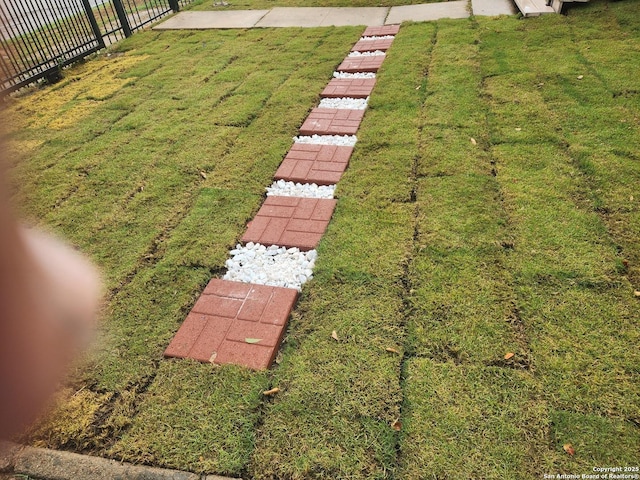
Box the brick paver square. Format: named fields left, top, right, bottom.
left=321, top=78, right=376, bottom=99
left=242, top=196, right=337, bottom=250
left=362, top=25, right=400, bottom=36
left=299, top=108, right=364, bottom=136
left=275, top=143, right=353, bottom=185
left=336, top=55, right=385, bottom=73
left=351, top=38, right=394, bottom=52
left=164, top=279, right=298, bottom=370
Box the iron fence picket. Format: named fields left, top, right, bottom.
left=1, top=0, right=190, bottom=94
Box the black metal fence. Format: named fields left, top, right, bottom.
left=0, top=0, right=191, bottom=94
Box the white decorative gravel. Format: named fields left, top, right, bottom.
left=333, top=71, right=376, bottom=79
left=361, top=35, right=395, bottom=40
left=319, top=97, right=368, bottom=110
left=294, top=134, right=357, bottom=147
left=266, top=180, right=336, bottom=199
left=348, top=50, right=386, bottom=57
left=224, top=243, right=317, bottom=291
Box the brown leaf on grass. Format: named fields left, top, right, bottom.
left=199, top=171, right=207, bottom=179
left=470, top=137, right=477, bottom=146
left=263, top=387, right=280, bottom=396
left=331, top=330, right=339, bottom=341
left=391, top=419, right=402, bottom=431
left=563, top=443, right=576, bottom=456
left=386, top=347, right=400, bottom=354
left=504, top=352, right=515, bottom=360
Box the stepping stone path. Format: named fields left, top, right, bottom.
left=165, top=24, right=399, bottom=370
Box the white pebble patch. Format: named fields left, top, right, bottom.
left=319, top=97, right=368, bottom=110
left=294, top=134, right=357, bottom=147
left=333, top=71, right=376, bottom=79
left=348, top=50, right=386, bottom=57
left=360, top=35, right=395, bottom=40
left=266, top=180, right=336, bottom=199
left=224, top=243, right=317, bottom=291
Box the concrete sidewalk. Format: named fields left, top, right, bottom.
left=154, top=0, right=517, bottom=30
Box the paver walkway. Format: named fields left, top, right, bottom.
left=165, top=25, right=398, bottom=369
left=155, top=0, right=516, bottom=30
left=164, top=1, right=517, bottom=370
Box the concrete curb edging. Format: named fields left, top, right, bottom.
left=0, top=442, right=237, bottom=480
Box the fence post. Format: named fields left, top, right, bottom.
left=80, top=0, right=106, bottom=49
left=168, top=0, right=180, bottom=12
left=112, top=0, right=132, bottom=37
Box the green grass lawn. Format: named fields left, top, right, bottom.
left=5, top=0, right=640, bottom=478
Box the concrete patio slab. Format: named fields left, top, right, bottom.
left=472, top=0, right=518, bottom=16
left=154, top=10, right=269, bottom=30
left=385, top=1, right=469, bottom=24
left=255, top=7, right=388, bottom=28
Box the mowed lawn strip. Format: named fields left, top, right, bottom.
left=398, top=19, right=546, bottom=479
left=479, top=7, right=640, bottom=471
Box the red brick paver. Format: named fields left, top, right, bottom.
left=362, top=25, right=400, bottom=37
left=241, top=196, right=337, bottom=250
left=321, top=78, right=376, bottom=99
left=299, top=108, right=364, bottom=136
left=351, top=38, right=394, bottom=52
left=275, top=143, right=353, bottom=185
left=336, top=55, right=385, bottom=73
left=164, top=279, right=298, bottom=370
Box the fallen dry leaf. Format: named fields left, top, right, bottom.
left=386, top=347, right=400, bottom=354
left=199, top=171, right=207, bottom=179
left=634, top=291, right=640, bottom=298
left=391, top=419, right=402, bottom=431
left=577, top=75, right=584, bottom=80
left=263, top=387, right=280, bottom=396
left=245, top=338, right=262, bottom=344
left=331, top=330, right=339, bottom=341
left=470, top=137, right=477, bottom=146
left=563, top=443, right=576, bottom=456
left=416, top=85, right=421, bottom=90
left=515, top=127, right=522, bottom=131
left=504, top=352, right=515, bottom=360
